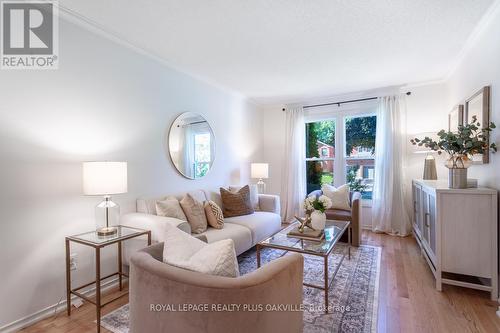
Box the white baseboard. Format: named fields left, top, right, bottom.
left=0, top=277, right=120, bottom=333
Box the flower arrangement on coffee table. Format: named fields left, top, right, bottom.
left=304, top=194, right=332, bottom=230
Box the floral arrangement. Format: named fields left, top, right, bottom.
left=304, top=194, right=332, bottom=213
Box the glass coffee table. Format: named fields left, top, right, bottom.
left=256, top=219, right=351, bottom=313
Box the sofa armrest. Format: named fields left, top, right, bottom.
left=120, top=213, right=192, bottom=266
left=121, top=212, right=191, bottom=239
left=258, top=194, right=281, bottom=214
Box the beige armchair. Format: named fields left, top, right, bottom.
left=309, top=190, right=362, bottom=246
left=129, top=243, right=304, bottom=333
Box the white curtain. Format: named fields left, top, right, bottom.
left=372, top=95, right=411, bottom=236
left=281, top=105, right=306, bottom=222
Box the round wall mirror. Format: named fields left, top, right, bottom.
left=168, top=112, right=216, bottom=179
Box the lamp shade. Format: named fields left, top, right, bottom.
left=83, top=162, right=128, bottom=195
left=251, top=163, right=269, bottom=179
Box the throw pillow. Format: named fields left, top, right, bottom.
left=179, top=193, right=208, bottom=234
left=220, top=185, right=254, bottom=218
left=156, top=196, right=188, bottom=221
left=204, top=201, right=224, bottom=229
left=229, top=184, right=260, bottom=210
left=321, top=184, right=351, bottom=211
left=162, top=223, right=239, bottom=278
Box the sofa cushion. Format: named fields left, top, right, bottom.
left=156, top=196, right=187, bottom=221
left=325, top=209, right=352, bottom=221
left=200, top=223, right=253, bottom=256
left=229, top=184, right=260, bottom=210
left=137, top=196, right=167, bottom=215
left=188, top=189, right=208, bottom=203
left=180, top=194, right=208, bottom=234
left=225, top=212, right=282, bottom=245
left=220, top=185, right=254, bottom=218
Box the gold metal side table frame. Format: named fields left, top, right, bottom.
left=65, top=225, right=151, bottom=333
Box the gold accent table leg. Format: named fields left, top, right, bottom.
left=118, top=241, right=123, bottom=291
left=256, top=245, right=261, bottom=268
left=65, top=239, right=71, bottom=316
left=96, top=247, right=101, bottom=333
left=348, top=227, right=351, bottom=260
left=324, top=255, right=329, bottom=314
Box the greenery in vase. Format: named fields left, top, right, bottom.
left=410, top=115, right=497, bottom=157
left=304, top=194, right=332, bottom=214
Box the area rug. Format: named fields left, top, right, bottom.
left=100, top=244, right=381, bottom=333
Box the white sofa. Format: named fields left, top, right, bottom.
left=121, top=189, right=282, bottom=258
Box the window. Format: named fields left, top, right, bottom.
left=305, top=120, right=335, bottom=194
left=194, top=133, right=211, bottom=178
left=345, top=115, right=376, bottom=199
left=305, top=112, right=377, bottom=200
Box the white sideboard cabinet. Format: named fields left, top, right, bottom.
left=412, top=179, right=498, bottom=300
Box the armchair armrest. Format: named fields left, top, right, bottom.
left=130, top=245, right=303, bottom=333
left=258, top=194, right=281, bottom=215
left=350, top=192, right=362, bottom=246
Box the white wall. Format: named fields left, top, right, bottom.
left=0, top=16, right=262, bottom=329
left=405, top=82, right=449, bottom=183
left=445, top=3, right=500, bottom=189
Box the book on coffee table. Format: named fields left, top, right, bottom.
left=287, top=227, right=324, bottom=242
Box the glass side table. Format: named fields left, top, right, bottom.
left=65, top=225, right=151, bottom=333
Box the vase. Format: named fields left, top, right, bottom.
left=310, top=210, right=326, bottom=230
left=445, top=154, right=471, bottom=189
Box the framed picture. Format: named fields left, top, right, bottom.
left=448, top=104, right=464, bottom=133
left=465, top=86, right=490, bottom=164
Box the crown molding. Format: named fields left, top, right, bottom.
left=51, top=2, right=247, bottom=101
left=444, top=0, right=500, bottom=81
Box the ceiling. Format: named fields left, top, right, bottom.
left=59, top=0, right=494, bottom=104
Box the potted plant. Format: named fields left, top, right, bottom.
left=410, top=116, right=496, bottom=188
left=347, top=167, right=367, bottom=194
left=304, top=194, right=332, bottom=230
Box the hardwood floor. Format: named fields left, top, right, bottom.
left=22, top=231, right=500, bottom=333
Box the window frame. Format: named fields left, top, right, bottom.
left=304, top=101, right=377, bottom=202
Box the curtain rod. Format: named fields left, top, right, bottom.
left=282, top=91, right=411, bottom=111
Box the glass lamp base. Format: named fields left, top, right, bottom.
left=257, top=179, right=266, bottom=194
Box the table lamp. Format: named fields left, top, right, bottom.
left=251, top=163, right=269, bottom=194
left=83, top=162, right=128, bottom=236
left=410, top=132, right=438, bottom=180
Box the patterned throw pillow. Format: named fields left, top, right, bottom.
left=220, top=185, right=254, bottom=218
left=179, top=193, right=208, bottom=234
left=204, top=201, right=224, bottom=229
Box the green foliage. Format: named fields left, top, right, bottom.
left=345, top=116, right=377, bottom=155
left=306, top=121, right=334, bottom=192
left=410, top=116, right=497, bottom=156
left=346, top=166, right=367, bottom=193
